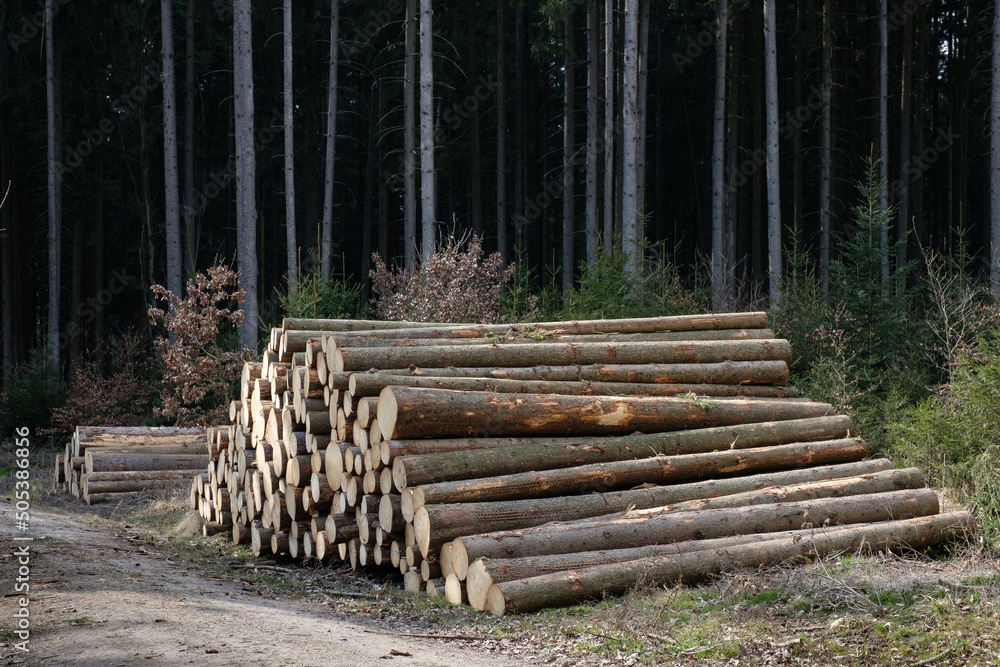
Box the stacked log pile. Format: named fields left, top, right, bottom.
left=55, top=426, right=211, bottom=505
left=190, top=312, right=976, bottom=615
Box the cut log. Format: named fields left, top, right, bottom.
left=350, top=374, right=798, bottom=400
left=452, top=488, right=940, bottom=566
left=85, top=452, right=210, bottom=474
left=444, top=574, right=467, bottom=605
left=378, top=387, right=832, bottom=440
left=415, top=459, right=894, bottom=563
left=317, top=312, right=768, bottom=340
left=409, top=438, right=868, bottom=520
left=353, top=360, right=790, bottom=386
left=390, top=415, right=855, bottom=487
left=325, top=514, right=360, bottom=542
left=340, top=338, right=792, bottom=373
left=285, top=455, right=313, bottom=487
left=83, top=478, right=189, bottom=495
left=86, top=470, right=208, bottom=482
left=485, top=511, right=976, bottom=615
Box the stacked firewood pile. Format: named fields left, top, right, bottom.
left=191, top=312, right=976, bottom=615
left=54, top=426, right=211, bottom=505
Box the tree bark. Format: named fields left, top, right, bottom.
left=408, top=438, right=863, bottom=526
left=621, top=0, right=639, bottom=277
left=419, top=0, right=435, bottom=261
left=345, top=338, right=792, bottom=374
left=354, top=376, right=797, bottom=402
left=353, top=359, right=790, bottom=386
left=879, top=0, right=889, bottom=294
left=580, top=0, right=598, bottom=268
left=603, top=0, right=614, bottom=254
left=162, top=0, right=182, bottom=301
left=896, top=6, right=912, bottom=289
left=820, top=0, right=833, bottom=295
left=46, top=0, right=61, bottom=384
left=86, top=452, right=210, bottom=474
left=412, top=459, right=892, bottom=564
left=466, top=0, right=482, bottom=237
left=404, top=0, right=417, bottom=271
left=320, top=0, right=339, bottom=281
left=393, top=418, right=855, bottom=488
left=711, top=0, right=728, bottom=311
left=183, top=0, right=196, bottom=280
left=496, top=0, right=507, bottom=261
left=234, top=0, right=258, bottom=350
left=485, top=512, right=974, bottom=615
left=763, top=0, right=781, bottom=306
left=385, top=415, right=852, bottom=471
left=284, top=0, right=298, bottom=296
left=992, top=0, right=1000, bottom=291
left=563, top=0, right=576, bottom=293
left=454, top=488, right=939, bottom=567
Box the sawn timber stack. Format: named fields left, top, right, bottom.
left=187, top=312, right=976, bottom=615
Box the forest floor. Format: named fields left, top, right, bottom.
left=1, top=481, right=1000, bottom=666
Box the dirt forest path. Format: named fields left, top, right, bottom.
left=0, top=501, right=532, bottom=667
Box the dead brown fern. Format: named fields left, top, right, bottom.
left=369, top=235, right=513, bottom=323
left=148, top=264, right=254, bottom=426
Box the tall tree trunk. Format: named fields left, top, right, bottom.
left=635, top=0, right=648, bottom=247
left=514, top=5, right=527, bottom=250
left=284, top=0, right=298, bottom=296
left=621, top=0, right=639, bottom=277
left=879, top=0, right=889, bottom=294
left=70, top=218, right=81, bottom=373
left=496, top=0, right=508, bottom=262
left=711, top=0, right=728, bottom=311
left=724, top=7, right=739, bottom=304
left=234, top=0, right=258, bottom=350
left=585, top=0, right=599, bottom=267
left=320, top=0, right=339, bottom=281
left=184, top=0, right=196, bottom=281
left=378, top=77, right=390, bottom=260
left=913, top=2, right=926, bottom=251
left=792, top=2, right=803, bottom=248
left=603, top=0, right=614, bottom=255
left=819, top=0, right=833, bottom=295
left=466, top=0, right=482, bottom=238
left=46, top=0, right=61, bottom=384
left=1, top=48, right=12, bottom=386
left=93, top=160, right=105, bottom=368
left=763, top=0, right=781, bottom=306
left=993, top=0, right=1000, bottom=292
left=404, top=0, right=417, bottom=270
left=897, top=7, right=912, bottom=292
left=162, top=0, right=182, bottom=301
left=361, top=81, right=375, bottom=304
left=419, top=0, right=436, bottom=262
left=562, top=0, right=575, bottom=294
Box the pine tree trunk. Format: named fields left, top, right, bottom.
left=621, top=0, right=639, bottom=277
left=455, top=488, right=939, bottom=568
left=162, top=0, right=182, bottom=301
left=991, top=0, right=1000, bottom=291
left=562, top=0, right=575, bottom=294
left=879, top=0, right=889, bottom=294
left=496, top=0, right=507, bottom=261
left=896, top=11, right=912, bottom=291
left=603, top=0, right=614, bottom=254
left=184, top=0, right=196, bottom=281
left=635, top=0, right=648, bottom=246
left=763, top=0, right=781, bottom=306
left=419, top=0, right=435, bottom=262
left=234, top=0, right=258, bottom=350
left=485, top=512, right=973, bottom=615
left=284, top=0, right=298, bottom=296
left=46, top=0, right=61, bottom=385
left=379, top=385, right=831, bottom=440
left=711, top=0, right=728, bottom=311
left=466, top=0, right=482, bottom=237
left=585, top=0, right=599, bottom=267
left=404, top=0, right=417, bottom=271
left=320, top=0, right=339, bottom=281
left=820, top=0, right=833, bottom=295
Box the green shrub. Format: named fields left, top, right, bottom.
left=0, top=348, right=65, bottom=444
left=277, top=268, right=367, bottom=321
